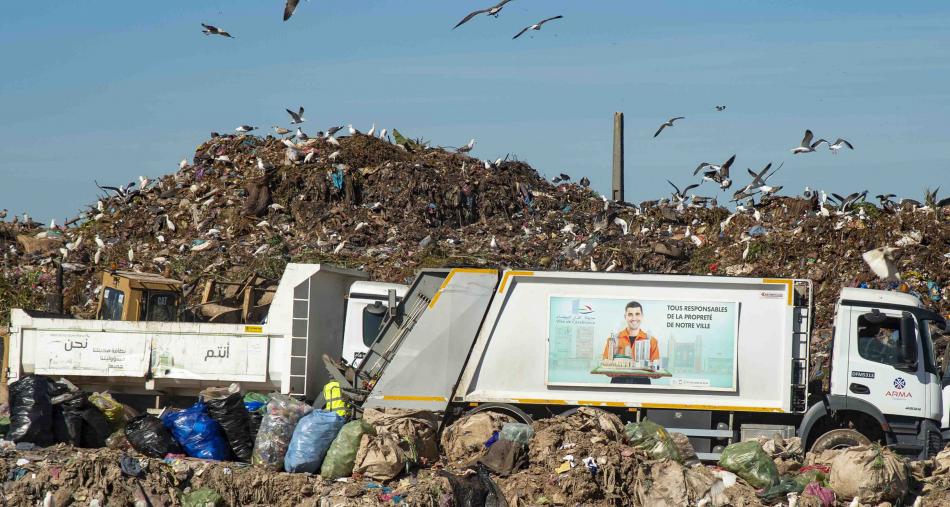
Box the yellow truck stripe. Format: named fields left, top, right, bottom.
left=762, top=278, right=794, bottom=306
left=513, top=398, right=568, bottom=405
left=498, top=270, right=534, bottom=294
left=428, top=268, right=497, bottom=309
left=640, top=402, right=784, bottom=413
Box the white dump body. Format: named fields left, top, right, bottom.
left=8, top=263, right=367, bottom=399
left=454, top=271, right=808, bottom=414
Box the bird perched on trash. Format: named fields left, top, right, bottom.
left=347, top=124, right=358, bottom=135
left=379, top=128, right=387, bottom=140
left=668, top=180, right=699, bottom=204
left=714, top=105, right=727, bottom=111
left=326, top=135, right=340, bottom=146
left=287, top=107, right=306, bottom=124
left=579, top=176, right=590, bottom=187
left=201, top=23, right=233, bottom=38
left=458, top=139, right=476, bottom=153
left=654, top=117, right=685, bottom=138
left=0, top=209, right=6, bottom=220
left=235, top=125, right=257, bottom=134
left=828, top=138, right=854, bottom=155
left=790, top=129, right=827, bottom=154
left=295, top=127, right=309, bottom=141
left=367, top=123, right=376, bottom=137
left=179, top=159, right=189, bottom=170
left=512, top=15, right=563, bottom=39
left=454, top=0, right=514, bottom=29
left=326, top=126, right=344, bottom=137
left=272, top=126, right=291, bottom=136
left=127, top=247, right=134, bottom=263
left=830, top=190, right=867, bottom=212
left=694, top=154, right=735, bottom=190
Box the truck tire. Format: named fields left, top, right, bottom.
left=810, top=428, right=871, bottom=452
left=469, top=403, right=533, bottom=426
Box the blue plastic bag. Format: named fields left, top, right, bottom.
left=284, top=410, right=345, bottom=473
left=161, top=402, right=230, bottom=461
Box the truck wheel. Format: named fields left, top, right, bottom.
left=469, top=403, right=533, bottom=425
left=810, top=428, right=871, bottom=452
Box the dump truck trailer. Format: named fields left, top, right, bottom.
left=7, top=264, right=406, bottom=401
left=335, top=268, right=946, bottom=460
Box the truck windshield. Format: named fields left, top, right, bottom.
left=101, top=288, right=125, bottom=320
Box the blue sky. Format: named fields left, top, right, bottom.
left=1, top=1, right=949, bottom=222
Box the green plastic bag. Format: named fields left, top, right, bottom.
left=181, top=488, right=223, bottom=507
left=718, top=440, right=779, bottom=490
left=623, top=420, right=683, bottom=463
left=89, top=392, right=126, bottom=428
left=320, top=420, right=376, bottom=480
left=499, top=423, right=534, bottom=446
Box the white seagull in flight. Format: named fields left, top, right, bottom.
left=513, top=15, right=563, bottom=39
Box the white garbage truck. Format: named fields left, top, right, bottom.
left=329, top=268, right=946, bottom=460
left=6, top=263, right=406, bottom=402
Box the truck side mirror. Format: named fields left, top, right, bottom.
left=900, top=312, right=918, bottom=367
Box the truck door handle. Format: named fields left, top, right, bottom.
left=849, top=383, right=870, bottom=395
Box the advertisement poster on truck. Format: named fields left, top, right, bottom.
left=547, top=296, right=740, bottom=391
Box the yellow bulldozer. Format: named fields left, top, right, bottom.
left=95, top=270, right=276, bottom=324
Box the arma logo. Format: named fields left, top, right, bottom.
left=885, top=377, right=912, bottom=398
left=578, top=305, right=594, bottom=314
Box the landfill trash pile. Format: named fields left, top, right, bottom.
left=4, top=395, right=950, bottom=506
left=0, top=131, right=948, bottom=379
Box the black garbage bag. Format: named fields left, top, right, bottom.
left=52, top=393, right=86, bottom=446
left=438, top=463, right=509, bottom=507
left=125, top=414, right=182, bottom=458
left=8, top=375, right=53, bottom=445
left=80, top=406, right=113, bottom=448
left=205, top=393, right=253, bottom=461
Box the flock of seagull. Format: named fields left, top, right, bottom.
left=202, top=0, right=562, bottom=41
left=650, top=107, right=859, bottom=210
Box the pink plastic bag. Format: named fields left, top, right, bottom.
left=803, top=481, right=836, bottom=507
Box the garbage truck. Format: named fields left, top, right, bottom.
left=6, top=263, right=407, bottom=401
left=327, top=268, right=946, bottom=460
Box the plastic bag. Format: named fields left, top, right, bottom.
left=285, top=410, right=345, bottom=473
left=251, top=394, right=312, bottom=470
left=53, top=393, right=85, bottom=446
left=125, top=414, right=182, bottom=457
left=8, top=375, right=53, bottom=445
left=244, top=392, right=268, bottom=441
left=718, top=440, right=779, bottom=489
left=80, top=406, right=112, bottom=448
left=89, top=392, right=127, bottom=428
left=803, top=481, right=836, bottom=507
left=181, top=488, right=224, bottom=507
left=624, top=420, right=683, bottom=463
left=499, top=422, right=534, bottom=446
left=320, top=419, right=375, bottom=480
left=205, top=393, right=253, bottom=461
left=162, top=402, right=230, bottom=461
left=760, top=476, right=806, bottom=501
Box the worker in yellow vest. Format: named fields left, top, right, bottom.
left=323, top=380, right=347, bottom=417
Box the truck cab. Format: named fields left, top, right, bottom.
left=96, top=270, right=182, bottom=322
left=813, top=288, right=945, bottom=458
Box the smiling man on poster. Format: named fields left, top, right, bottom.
left=601, top=301, right=660, bottom=385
